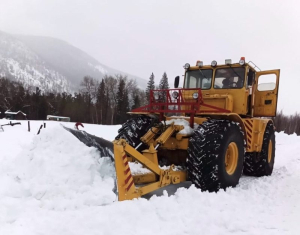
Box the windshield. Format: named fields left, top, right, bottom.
left=184, top=69, right=213, bottom=89
left=214, top=67, right=245, bottom=89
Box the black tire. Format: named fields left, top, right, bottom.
left=243, top=123, right=275, bottom=176
left=115, top=115, right=158, bottom=149
left=187, top=119, right=245, bottom=192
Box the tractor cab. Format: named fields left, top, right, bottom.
left=180, top=58, right=280, bottom=117
left=131, top=58, right=280, bottom=128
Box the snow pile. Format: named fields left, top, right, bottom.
left=0, top=120, right=299, bottom=235
left=129, top=161, right=151, bottom=174
left=0, top=122, right=117, bottom=230
left=165, top=118, right=198, bottom=135
left=1, top=125, right=116, bottom=207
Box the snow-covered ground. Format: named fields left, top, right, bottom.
left=0, top=119, right=299, bottom=235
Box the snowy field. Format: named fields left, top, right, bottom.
left=0, top=119, right=299, bottom=235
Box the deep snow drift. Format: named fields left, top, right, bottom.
left=0, top=119, right=299, bottom=235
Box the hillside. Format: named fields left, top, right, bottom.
left=0, top=31, right=147, bottom=92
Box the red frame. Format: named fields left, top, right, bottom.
left=131, top=88, right=230, bottom=127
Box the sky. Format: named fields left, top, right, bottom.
left=0, top=0, right=299, bottom=114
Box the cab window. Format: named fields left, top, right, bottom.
left=184, top=69, right=213, bottom=89
left=214, top=68, right=245, bottom=89
left=257, top=74, right=277, bottom=91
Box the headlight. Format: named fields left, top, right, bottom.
left=211, top=60, right=217, bottom=67
left=172, top=91, right=179, bottom=99
left=196, top=60, right=203, bottom=67
left=192, top=92, right=199, bottom=99
left=239, top=57, right=245, bottom=65
left=183, top=63, right=190, bottom=69
left=225, top=59, right=232, bottom=65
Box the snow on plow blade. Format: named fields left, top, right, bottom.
left=63, top=126, right=114, bottom=161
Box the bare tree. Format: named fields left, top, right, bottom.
left=104, top=75, right=118, bottom=124
left=273, top=110, right=300, bottom=135
left=80, top=76, right=97, bottom=101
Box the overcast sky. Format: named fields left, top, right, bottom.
left=0, top=0, right=299, bottom=114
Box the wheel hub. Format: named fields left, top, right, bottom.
left=225, top=142, right=238, bottom=175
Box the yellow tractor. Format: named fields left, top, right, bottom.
left=113, top=57, right=280, bottom=201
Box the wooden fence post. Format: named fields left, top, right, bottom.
left=37, top=125, right=43, bottom=135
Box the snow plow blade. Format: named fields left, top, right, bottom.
left=63, top=126, right=114, bottom=161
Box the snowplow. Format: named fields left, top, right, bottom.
left=111, top=58, right=280, bottom=201
left=67, top=58, right=280, bottom=201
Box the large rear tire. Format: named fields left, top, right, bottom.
left=115, top=115, right=158, bottom=149
left=187, top=119, right=245, bottom=192
left=243, top=123, right=275, bottom=176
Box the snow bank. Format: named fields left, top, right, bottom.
left=0, top=125, right=116, bottom=206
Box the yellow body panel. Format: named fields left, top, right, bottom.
left=161, top=137, right=189, bottom=150
left=243, top=118, right=272, bottom=152
left=201, top=94, right=234, bottom=112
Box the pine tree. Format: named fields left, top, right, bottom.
left=132, top=94, right=141, bottom=110
left=116, top=78, right=129, bottom=124
left=159, top=72, right=169, bottom=90
left=145, top=73, right=155, bottom=100
left=96, top=79, right=107, bottom=124
left=158, top=72, right=170, bottom=103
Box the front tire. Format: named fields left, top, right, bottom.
left=115, top=115, right=158, bottom=149
left=187, top=119, right=245, bottom=192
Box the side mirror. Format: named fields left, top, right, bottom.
left=174, top=76, right=180, bottom=88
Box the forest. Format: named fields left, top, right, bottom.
left=0, top=72, right=162, bottom=125
left=0, top=74, right=299, bottom=135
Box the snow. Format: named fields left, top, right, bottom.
left=46, top=115, right=69, bottom=119
left=165, top=118, right=199, bottom=135
left=3, top=58, right=70, bottom=93
left=129, top=162, right=183, bottom=175
left=0, top=119, right=299, bottom=234
left=4, top=111, right=26, bottom=116
left=129, top=162, right=151, bottom=174
left=93, top=64, right=109, bottom=75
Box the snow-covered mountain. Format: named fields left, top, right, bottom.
left=0, top=31, right=147, bottom=92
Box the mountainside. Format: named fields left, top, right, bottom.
left=0, top=31, right=147, bottom=92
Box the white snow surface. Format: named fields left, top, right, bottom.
left=0, top=120, right=299, bottom=234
